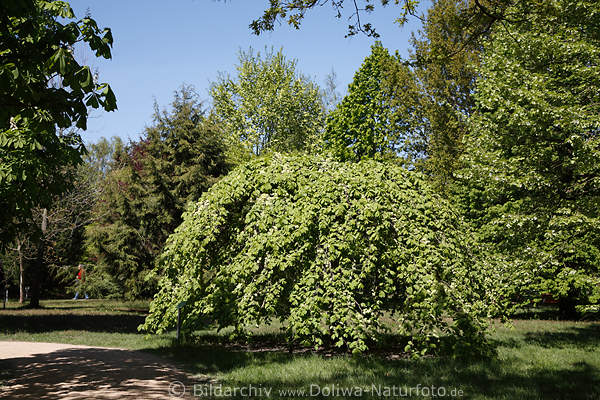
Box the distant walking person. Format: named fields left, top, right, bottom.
left=73, top=264, right=89, bottom=300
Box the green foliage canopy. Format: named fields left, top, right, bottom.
left=0, top=138, right=116, bottom=302
left=404, top=0, right=481, bottom=190
left=459, top=0, right=600, bottom=315
left=318, top=1, right=487, bottom=190
left=210, top=48, right=324, bottom=159
left=143, top=154, right=498, bottom=354
left=323, top=42, right=420, bottom=163
left=0, top=0, right=116, bottom=245
left=248, top=1, right=501, bottom=190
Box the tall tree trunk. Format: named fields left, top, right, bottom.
left=29, top=208, right=47, bottom=308
left=559, top=293, right=579, bottom=320
left=17, top=239, right=24, bottom=303
left=0, top=257, right=4, bottom=309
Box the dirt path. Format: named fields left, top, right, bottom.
left=0, top=341, right=195, bottom=399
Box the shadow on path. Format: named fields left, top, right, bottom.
left=0, top=343, right=193, bottom=399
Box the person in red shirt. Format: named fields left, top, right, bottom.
left=73, top=264, right=89, bottom=300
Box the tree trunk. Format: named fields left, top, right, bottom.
left=17, top=239, right=24, bottom=304
left=558, top=295, right=578, bottom=320
left=0, top=257, right=4, bottom=309
left=29, top=208, right=47, bottom=308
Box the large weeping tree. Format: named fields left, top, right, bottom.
left=142, top=154, right=502, bottom=354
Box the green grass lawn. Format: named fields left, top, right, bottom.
left=1, top=299, right=599, bottom=399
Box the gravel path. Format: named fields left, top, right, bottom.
left=0, top=341, right=194, bottom=399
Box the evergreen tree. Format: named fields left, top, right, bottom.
left=86, top=86, right=230, bottom=299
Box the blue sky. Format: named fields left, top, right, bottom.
left=68, top=0, right=428, bottom=144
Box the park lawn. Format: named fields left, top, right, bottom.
left=1, top=299, right=599, bottom=399
left=0, top=299, right=174, bottom=349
